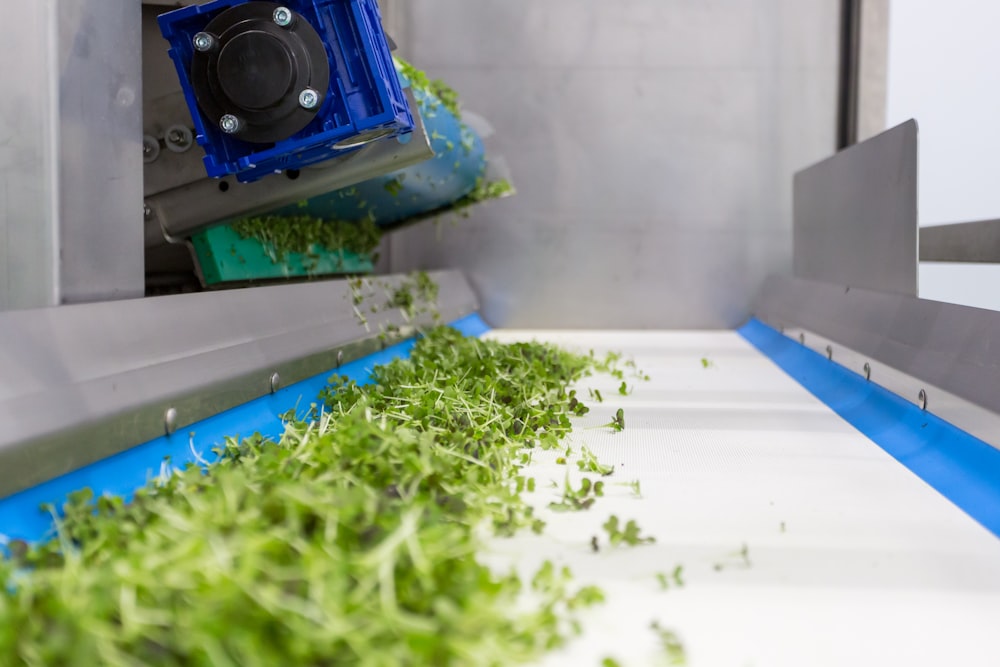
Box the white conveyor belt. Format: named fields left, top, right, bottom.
left=482, top=330, right=1000, bottom=667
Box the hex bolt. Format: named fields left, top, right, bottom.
left=192, top=32, right=215, bottom=52
left=863, top=362, right=871, bottom=381
left=219, top=114, right=243, bottom=134
left=164, top=407, right=178, bottom=436
left=270, top=372, right=281, bottom=394
left=142, top=134, right=160, bottom=163
left=164, top=124, right=194, bottom=153
left=298, top=88, right=320, bottom=110
left=918, top=389, right=928, bottom=411
left=273, top=6, right=294, bottom=27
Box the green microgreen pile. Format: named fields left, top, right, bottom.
left=0, top=321, right=651, bottom=666
left=232, top=213, right=383, bottom=267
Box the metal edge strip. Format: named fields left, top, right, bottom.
left=739, top=317, right=1000, bottom=539
left=753, top=274, right=1000, bottom=443
left=919, top=219, right=1000, bottom=263
left=0, top=270, right=478, bottom=498
left=0, top=313, right=491, bottom=542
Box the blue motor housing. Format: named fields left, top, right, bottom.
left=158, top=0, right=413, bottom=183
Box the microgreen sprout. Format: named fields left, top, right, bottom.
left=700, top=357, right=714, bottom=369
left=550, top=475, right=603, bottom=512
left=576, top=446, right=614, bottom=476
left=588, top=388, right=604, bottom=403
left=618, top=381, right=631, bottom=396
left=651, top=621, right=687, bottom=665
left=607, top=408, right=626, bottom=432
left=602, top=515, right=655, bottom=547
left=713, top=542, right=753, bottom=571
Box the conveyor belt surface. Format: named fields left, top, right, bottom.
left=482, top=330, right=1000, bottom=666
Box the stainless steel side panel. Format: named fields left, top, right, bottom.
left=0, top=270, right=478, bottom=499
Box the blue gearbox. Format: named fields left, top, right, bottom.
left=158, top=0, right=413, bottom=183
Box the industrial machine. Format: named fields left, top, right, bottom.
left=2, top=2, right=1000, bottom=665
left=141, top=0, right=505, bottom=290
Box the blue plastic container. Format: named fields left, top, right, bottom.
left=158, top=0, right=412, bottom=183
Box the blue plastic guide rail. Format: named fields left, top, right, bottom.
left=0, top=314, right=490, bottom=544
left=740, top=318, right=1000, bottom=538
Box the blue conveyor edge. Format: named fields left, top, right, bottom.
left=740, top=317, right=1000, bottom=538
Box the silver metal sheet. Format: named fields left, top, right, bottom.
left=0, top=270, right=477, bottom=499
left=386, top=0, right=840, bottom=329
left=0, top=0, right=145, bottom=309
left=920, top=219, right=1000, bottom=263
left=753, top=274, right=1000, bottom=447
left=793, top=120, right=918, bottom=295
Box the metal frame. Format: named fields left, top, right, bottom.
left=760, top=120, right=1000, bottom=449
left=920, top=219, right=1000, bottom=263
left=0, top=270, right=478, bottom=499
left=0, top=0, right=145, bottom=310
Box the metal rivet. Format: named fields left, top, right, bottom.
left=192, top=32, right=215, bottom=52
left=270, top=372, right=281, bottom=393
left=164, top=124, right=193, bottom=153
left=142, top=135, right=160, bottom=163
left=798, top=333, right=806, bottom=345
left=918, top=389, right=928, bottom=411
left=863, top=362, right=871, bottom=381
left=825, top=345, right=833, bottom=360
left=219, top=114, right=242, bottom=134
left=298, top=88, right=320, bottom=110
left=337, top=350, right=344, bottom=366
left=164, top=407, right=178, bottom=435
left=273, top=6, right=294, bottom=27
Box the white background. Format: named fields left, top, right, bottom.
left=887, top=1, right=1000, bottom=310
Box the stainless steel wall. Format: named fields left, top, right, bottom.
left=385, top=0, right=841, bottom=329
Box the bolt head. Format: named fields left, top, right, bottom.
left=219, top=114, right=242, bottom=134
left=273, top=6, right=294, bottom=27
left=298, top=88, right=320, bottom=109
left=193, top=32, right=215, bottom=52
left=164, top=407, right=179, bottom=435
left=270, top=372, right=281, bottom=393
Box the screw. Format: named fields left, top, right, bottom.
left=270, top=372, right=281, bottom=394
left=164, top=124, right=193, bottom=152
left=918, top=389, right=928, bottom=411
left=273, top=6, right=294, bottom=27
left=143, top=203, right=152, bottom=220
left=298, top=88, right=320, bottom=109
left=219, top=114, right=242, bottom=134
left=164, top=407, right=178, bottom=435
left=193, top=32, right=215, bottom=52
left=863, top=362, right=871, bottom=381
left=142, top=134, right=160, bottom=163
left=825, top=345, right=833, bottom=360
left=337, top=350, right=344, bottom=366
